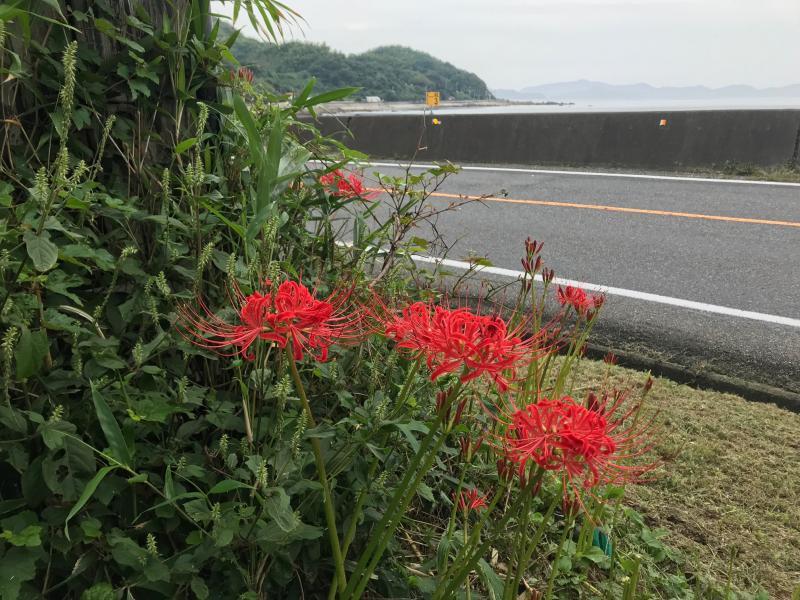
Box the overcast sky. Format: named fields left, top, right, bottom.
left=212, top=1, right=799, bottom=90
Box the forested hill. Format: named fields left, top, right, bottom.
left=231, top=36, right=494, bottom=101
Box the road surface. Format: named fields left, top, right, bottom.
left=353, top=162, right=800, bottom=401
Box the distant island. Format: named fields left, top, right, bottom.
left=493, top=80, right=800, bottom=102
left=230, top=35, right=494, bottom=102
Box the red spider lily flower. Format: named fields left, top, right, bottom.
left=455, top=488, right=488, bottom=512
left=459, top=434, right=484, bottom=462
left=319, top=169, right=378, bottom=200
left=231, top=67, right=254, bottom=84
left=603, top=352, right=618, bottom=365
left=177, top=279, right=362, bottom=362
left=380, top=300, right=548, bottom=392
left=556, top=285, right=591, bottom=314
left=500, top=394, right=657, bottom=505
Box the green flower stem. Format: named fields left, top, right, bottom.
left=545, top=511, right=575, bottom=600
left=504, top=486, right=534, bottom=600
left=287, top=349, right=347, bottom=595
left=327, top=455, right=381, bottom=600
left=509, top=493, right=559, bottom=599
left=434, top=470, right=545, bottom=600
left=345, top=379, right=464, bottom=599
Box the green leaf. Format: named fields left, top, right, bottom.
left=233, top=95, right=264, bottom=175
left=90, top=381, right=133, bottom=466
left=0, top=406, right=27, bottom=434
left=260, top=488, right=296, bottom=532
left=209, top=480, right=253, bottom=494
left=0, top=547, right=38, bottom=599
left=305, top=87, right=358, bottom=108
left=127, top=79, right=151, bottom=99
left=41, top=435, right=96, bottom=501
left=0, top=525, right=41, bottom=547
left=64, top=466, right=117, bottom=540
left=476, top=559, right=504, bottom=600
left=0, top=500, right=26, bottom=519
left=39, top=0, right=66, bottom=19
left=164, top=466, right=175, bottom=500
left=80, top=583, right=115, bottom=600
left=23, top=231, right=58, bottom=272
left=190, top=577, right=209, bottom=600
left=175, top=137, right=198, bottom=155
left=15, top=328, right=49, bottom=379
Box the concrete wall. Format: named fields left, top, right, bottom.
left=313, top=110, right=800, bottom=170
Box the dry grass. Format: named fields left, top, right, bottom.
left=573, top=359, right=800, bottom=598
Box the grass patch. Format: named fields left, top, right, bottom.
left=696, top=163, right=800, bottom=183
left=573, top=359, right=800, bottom=598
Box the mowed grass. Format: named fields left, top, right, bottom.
left=572, top=359, right=800, bottom=598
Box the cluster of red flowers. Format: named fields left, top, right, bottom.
left=502, top=394, right=654, bottom=500
left=178, top=259, right=653, bottom=513
left=231, top=67, right=254, bottom=85
left=556, top=285, right=604, bottom=316
left=319, top=169, right=375, bottom=200
left=382, top=301, right=542, bottom=392
left=177, top=280, right=359, bottom=362
left=455, top=488, right=488, bottom=513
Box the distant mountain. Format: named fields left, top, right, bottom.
left=231, top=35, right=494, bottom=102
left=493, top=80, right=800, bottom=101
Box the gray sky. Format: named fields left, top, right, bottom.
left=212, top=1, right=800, bottom=90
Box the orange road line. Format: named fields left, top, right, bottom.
left=367, top=188, right=800, bottom=229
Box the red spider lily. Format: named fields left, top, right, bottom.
left=556, top=285, right=604, bottom=316
left=379, top=300, right=548, bottom=392
left=231, top=67, right=254, bottom=84
left=319, top=169, right=377, bottom=200
left=499, top=394, right=657, bottom=506
left=458, top=434, right=484, bottom=462
left=455, top=488, right=488, bottom=512
left=177, top=279, right=362, bottom=362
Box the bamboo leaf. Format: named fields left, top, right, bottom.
left=90, top=381, right=133, bottom=467
left=64, top=466, right=116, bottom=540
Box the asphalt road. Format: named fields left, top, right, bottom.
left=355, top=162, right=800, bottom=400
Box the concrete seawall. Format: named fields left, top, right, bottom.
left=312, top=110, right=800, bottom=170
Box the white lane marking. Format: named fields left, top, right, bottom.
left=344, top=160, right=800, bottom=188
left=409, top=254, right=800, bottom=328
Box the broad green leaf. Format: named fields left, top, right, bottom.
left=0, top=525, right=41, bottom=547
left=23, top=231, right=58, bottom=272
left=80, top=583, right=115, bottom=600
left=175, top=137, right=198, bottom=155
left=41, top=435, right=96, bottom=501
left=0, top=547, right=38, bottom=599
left=15, top=328, right=49, bottom=379
left=0, top=406, right=27, bottom=434
left=64, top=466, right=117, bottom=540
left=190, top=578, right=209, bottom=600
left=260, top=488, right=296, bottom=532
left=90, top=381, right=133, bottom=466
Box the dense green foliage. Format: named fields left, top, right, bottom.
left=232, top=37, right=494, bottom=101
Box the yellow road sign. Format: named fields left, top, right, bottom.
left=426, top=91, right=440, bottom=107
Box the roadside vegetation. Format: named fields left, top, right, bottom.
left=0, top=2, right=796, bottom=599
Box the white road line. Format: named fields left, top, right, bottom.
left=410, top=254, right=800, bottom=328
left=348, top=160, right=800, bottom=188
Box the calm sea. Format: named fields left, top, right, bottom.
left=336, top=97, right=800, bottom=116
